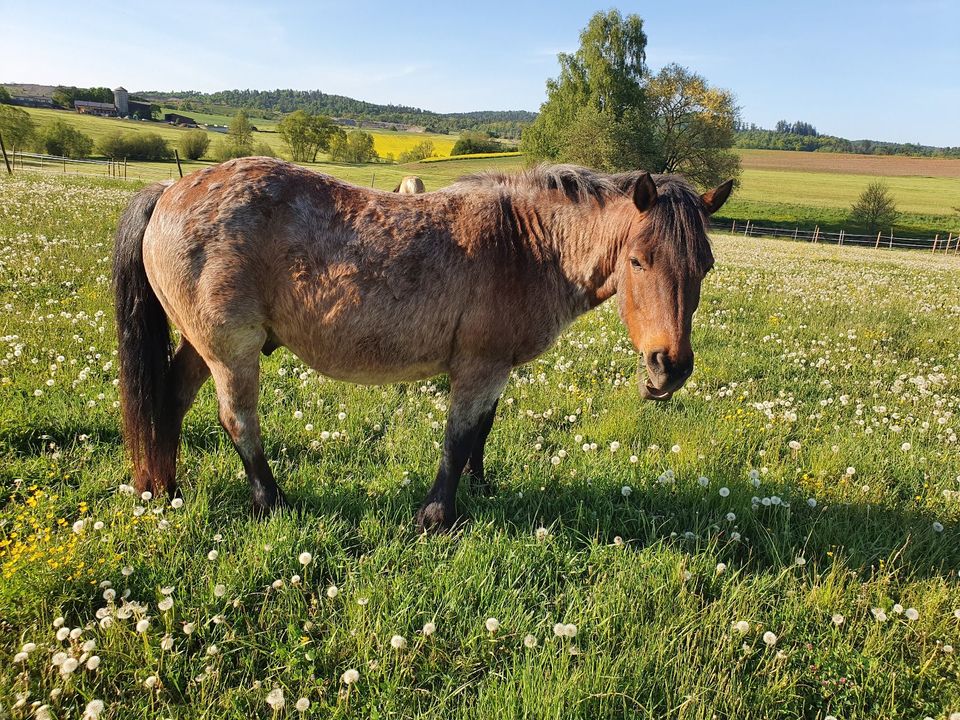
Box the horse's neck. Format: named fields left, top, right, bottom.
left=541, top=201, right=628, bottom=310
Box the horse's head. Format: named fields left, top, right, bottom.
left=616, top=173, right=733, bottom=401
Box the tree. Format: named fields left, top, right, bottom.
left=521, top=10, right=654, bottom=171
left=0, top=86, right=10, bottom=103
left=97, top=132, right=172, bottom=160
left=179, top=129, right=211, bottom=160
left=646, top=64, right=741, bottom=188
left=450, top=132, right=501, bottom=156
left=398, top=140, right=435, bottom=162
left=328, top=131, right=378, bottom=163
left=850, top=182, right=899, bottom=233
left=278, top=110, right=339, bottom=162
left=37, top=120, right=93, bottom=158
left=227, top=110, right=253, bottom=156
left=0, top=104, right=35, bottom=149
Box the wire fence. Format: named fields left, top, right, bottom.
left=728, top=220, right=960, bottom=254
left=4, top=150, right=959, bottom=255
left=5, top=151, right=185, bottom=183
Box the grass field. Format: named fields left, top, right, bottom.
left=13, top=107, right=960, bottom=236
left=0, top=173, right=958, bottom=719
left=739, top=149, right=960, bottom=178
left=16, top=107, right=460, bottom=162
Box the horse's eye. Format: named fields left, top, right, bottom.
left=629, top=257, right=643, bottom=270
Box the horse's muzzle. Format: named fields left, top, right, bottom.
left=639, top=352, right=693, bottom=402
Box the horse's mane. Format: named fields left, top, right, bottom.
left=452, top=163, right=715, bottom=275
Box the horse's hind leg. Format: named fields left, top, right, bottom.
left=465, top=399, right=499, bottom=496
left=154, top=338, right=211, bottom=498
left=416, top=363, right=510, bottom=532
left=206, top=338, right=286, bottom=516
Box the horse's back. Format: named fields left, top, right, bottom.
left=141, top=158, right=487, bottom=382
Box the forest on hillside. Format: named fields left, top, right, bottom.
left=136, top=88, right=535, bottom=138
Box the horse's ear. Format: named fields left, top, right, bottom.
left=632, top=173, right=658, bottom=213
left=701, top=180, right=734, bottom=215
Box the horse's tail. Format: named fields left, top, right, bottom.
left=392, top=182, right=402, bottom=193
left=113, top=182, right=174, bottom=494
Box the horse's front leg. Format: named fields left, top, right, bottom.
left=465, top=399, right=499, bottom=496
left=416, top=363, right=510, bottom=532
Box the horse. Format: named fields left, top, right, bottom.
left=113, top=158, right=732, bottom=531
left=393, top=175, right=425, bottom=194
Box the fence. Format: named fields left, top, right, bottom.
left=3, top=150, right=184, bottom=183
left=2, top=145, right=958, bottom=255
left=728, top=220, right=960, bottom=254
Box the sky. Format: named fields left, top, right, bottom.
left=2, top=0, right=958, bottom=146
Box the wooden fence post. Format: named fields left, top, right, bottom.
left=813, top=226, right=819, bottom=243
left=888, top=230, right=893, bottom=249
left=932, top=234, right=939, bottom=253
left=875, top=231, right=882, bottom=249
left=0, top=132, right=11, bottom=175
left=945, top=233, right=952, bottom=255
left=731, top=220, right=736, bottom=233
left=174, top=150, right=183, bottom=178
left=838, top=229, right=844, bottom=246
left=794, top=227, right=799, bottom=240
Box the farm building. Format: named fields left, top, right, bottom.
left=163, top=112, right=198, bottom=127
left=8, top=95, right=55, bottom=108
left=75, top=100, right=116, bottom=116
left=72, top=87, right=155, bottom=119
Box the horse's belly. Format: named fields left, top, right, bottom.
left=295, top=348, right=446, bottom=385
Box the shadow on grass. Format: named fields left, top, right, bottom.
left=5, top=418, right=955, bottom=583
left=188, top=449, right=959, bottom=583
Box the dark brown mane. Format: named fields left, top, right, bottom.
left=453, top=163, right=714, bottom=275
left=453, top=163, right=620, bottom=204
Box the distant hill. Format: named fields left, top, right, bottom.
left=136, top=88, right=535, bottom=139
left=1, top=83, right=535, bottom=138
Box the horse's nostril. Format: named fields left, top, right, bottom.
left=648, top=350, right=669, bottom=375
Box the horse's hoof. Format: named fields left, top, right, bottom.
left=252, top=488, right=289, bottom=518
left=415, top=501, right=454, bottom=533
left=471, top=477, right=496, bottom=497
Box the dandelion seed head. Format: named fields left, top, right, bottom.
left=266, top=688, right=284, bottom=710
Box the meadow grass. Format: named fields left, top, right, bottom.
left=722, top=167, right=960, bottom=237
left=15, top=107, right=960, bottom=236
left=1, top=173, right=959, bottom=719
left=17, top=107, right=459, bottom=162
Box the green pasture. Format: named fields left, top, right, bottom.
left=721, top=168, right=960, bottom=237
left=15, top=107, right=459, bottom=163
left=0, top=173, right=958, bottom=719
left=11, top=106, right=960, bottom=236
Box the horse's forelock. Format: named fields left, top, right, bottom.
left=639, top=175, right=715, bottom=277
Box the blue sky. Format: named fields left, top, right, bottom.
left=2, top=1, right=958, bottom=146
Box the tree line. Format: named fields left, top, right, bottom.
left=138, top=88, right=535, bottom=138
left=736, top=122, right=960, bottom=158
